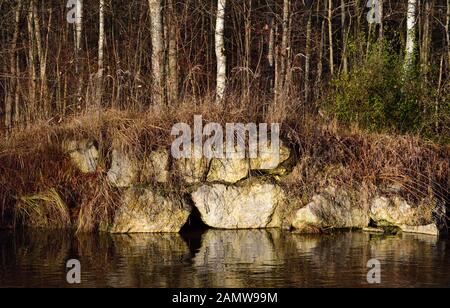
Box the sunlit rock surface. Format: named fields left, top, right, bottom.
left=191, top=179, right=285, bottom=229
left=141, top=149, right=170, bottom=183
left=110, top=187, right=191, bottom=233
left=370, top=196, right=441, bottom=235
left=292, top=187, right=370, bottom=232
left=250, top=141, right=291, bottom=171
left=107, top=149, right=138, bottom=187
left=206, top=148, right=249, bottom=184
left=63, top=139, right=99, bottom=173
left=174, top=147, right=209, bottom=184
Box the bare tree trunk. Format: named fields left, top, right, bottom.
left=268, top=16, right=274, bottom=69
left=379, top=0, right=384, bottom=39
left=167, top=0, right=178, bottom=104
left=305, top=9, right=312, bottom=104
left=316, top=18, right=325, bottom=100
left=75, top=0, right=83, bottom=104
left=327, top=0, right=334, bottom=77
left=436, top=54, right=443, bottom=130
left=215, top=0, right=226, bottom=104
left=446, top=0, right=450, bottom=66
left=244, top=0, right=251, bottom=102
left=404, top=0, right=417, bottom=75
left=31, top=0, right=46, bottom=115
left=13, top=0, right=22, bottom=125
left=341, top=0, right=348, bottom=75
left=96, top=0, right=105, bottom=107
left=27, top=1, right=36, bottom=121
left=5, top=0, right=21, bottom=129
left=148, top=0, right=164, bottom=105
left=420, top=0, right=431, bottom=78
left=280, top=0, right=289, bottom=85
left=275, top=0, right=289, bottom=104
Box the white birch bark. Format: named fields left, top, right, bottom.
left=404, top=0, right=417, bottom=74
left=215, top=0, right=226, bottom=104
left=75, top=0, right=83, bottom=54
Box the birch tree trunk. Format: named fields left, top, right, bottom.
left=215, top=0, right=226, bottom=104
left=148, top=0, right=164, bottom=106
left=75, top=0, right=83, bottom=56
left=96, top=0, right=105, bottom=106
left=404, top=0, right=417, bottom=75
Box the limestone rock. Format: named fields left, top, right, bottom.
left=107, top=149, right=138, bottom=187
left=206, top=148, right=249, bottom=183
left=191, top=179, right=284, bottom=229
left=292, top=187, right=370, bottom=232
left=110, top=187, right=191, bottom=233
left=400, top=224, right=439, bottom=236
left=250, top=141, right=291, bottom=171
left=174, top=145, right=209, bottom=184
left=63, top=139, right=99, bottom=173
left=370, top=196, right=442, bottom=236
left=142, top=149, right=170, bottom=183
left=370, top=196, right=434, bottom=226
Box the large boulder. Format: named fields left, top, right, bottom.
left=370, top=196, right=442, bottom=236
left=63, top=139, right=99, bottom=173
left=107, top=149, right=138, bottom=187
left=110, top=187, right=192, bottom=233
left=191, top=179, right=285, bottom=229
left=292, top=187, right=370, bottom=232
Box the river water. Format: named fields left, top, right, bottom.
left=0, top=229, right=449, bottom=288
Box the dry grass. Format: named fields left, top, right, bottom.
left=282, top=116, right=450, bottom=225
left=0, top=97, right=449, bottom=231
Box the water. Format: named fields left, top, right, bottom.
left=1, top=229, right=449, bottom=288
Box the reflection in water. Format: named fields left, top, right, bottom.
left=0, top=230, right=449, bottom=287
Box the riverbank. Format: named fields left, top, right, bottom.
left=0, top=103, right=449, bottom=235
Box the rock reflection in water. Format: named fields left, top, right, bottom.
left=0, top=230, right=449, bottom=287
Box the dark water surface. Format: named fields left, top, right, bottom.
left=0, top=229, right=449, bottom=288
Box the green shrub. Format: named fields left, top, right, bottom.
left=326, top=42, right=449, bottom=143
